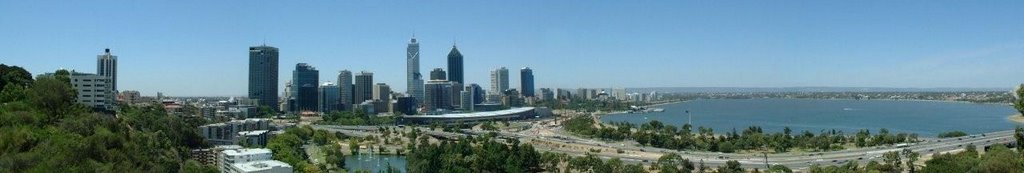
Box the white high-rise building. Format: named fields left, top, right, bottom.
left=96, top=48, right=117, bottom=93
left=407, top=36, right=425, bottom=103
left=489, top=67, right=509, bottom=101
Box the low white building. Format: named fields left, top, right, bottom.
left=218, top=148, right=272, bottom=173
left=69, top=71, right=117, bottom=111
left=228, top=160, right=292, bottom=173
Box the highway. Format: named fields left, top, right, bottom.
left=311, top=124, right=1017, bottom=170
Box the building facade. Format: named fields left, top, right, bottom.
left=337, top=70, right=353, bottom=110
left=373, top=83, right=391, bottom=101
left=406, top=37, right=425, bottom=104
left=248, top=45, right=279, bottom=111
left=520, top=67, right=535, bottom=97
left=96, top=48, right=117, bottom=93
left=429, top=68, right=446, bottom=80
left=446, top=45, right=464, bottom=84
left=489, top=67, right=509, bottom=101
left=70, top=71, right=117, bottom=111
left=354, top=71, right=374, bottom=104
left=292, top=63, right=319, bottom=112
left=424, top=80, right=453, bottom=111
left=318, top=82, right=340, bottom=113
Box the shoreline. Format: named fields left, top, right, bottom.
left=1009, top=114, right=1024, bottom=124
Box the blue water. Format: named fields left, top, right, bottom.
left=345, top=155, right=407, bottom=173
left=601, top=99, right=1021, bottom=136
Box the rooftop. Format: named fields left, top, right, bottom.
left=231, top=160, right=292, bottom=172
left=222, top=148, right=271, bottom=156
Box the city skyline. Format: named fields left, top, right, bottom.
left=3, top=1, right=1023, bottom=96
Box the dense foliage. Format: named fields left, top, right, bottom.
left=406, top=136, right=541, bottom=173
left=321, top=110, right=395, bottom=125
left=0, top=65, right=215, bottom=172
left=936, top=131, right=969, bottom=138
left=266, top=125, right=349, bottom=172
left=565, top=116, right=918, bottom=153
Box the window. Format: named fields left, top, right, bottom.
left=83, top=95, right=91, bottom=97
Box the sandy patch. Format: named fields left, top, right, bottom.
left=1008, top=114, right=1024, bottom=124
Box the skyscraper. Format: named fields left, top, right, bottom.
left=248, top=45, right=279, bottom=111
left=489, top=67, right=509, bottom=99
left=468, top=83, right=485, bottom=104
left=446, top=45, right=464, bottom=84
left=430, top=68, right=447, bottom=80
left=520, top=67, right=535, bottom=97
left=424, top=80, right=453, bottom=111
left=337, top=70, right=353, bottom=110
left=407, top=37, right=424, bottom=103
left=292, top=63, right=319, bottom=112
left=97, top=48, right=118, bottom=93
left=354, top=71, right=374, bottom=104
left=318, top=82, right=339, bottom=113
left=373, top=83, right=391, bottom=101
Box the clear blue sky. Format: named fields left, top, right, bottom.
left=2, top=1, right=1022, bottom=96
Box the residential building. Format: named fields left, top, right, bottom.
left=70, top=71, right=117, bottom=111
left=228, top=160, right=293, bottom=173
left=218, top=148, right=272, bottom=172
left=198, top=119, right=272, bottom=145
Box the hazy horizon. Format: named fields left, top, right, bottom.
left=3, top=1, right=1022, bottom=96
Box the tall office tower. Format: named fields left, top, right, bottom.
left=460, top=89, right=473, bottom=112
left=337, top=70, right=353, bottom=110
left=354, top=71, right=374, bottom=103
left=248, top=45, right=279, bottom=111
left=318, top=82, right=339, bottom=113
left=489, top=67, right=509, bottom=100
left=407, top=37, right=424, bottom=102
left=520, top=67, right=535, bottom=97
left=292, top=63, right=319, bottom=112
left=446, top=45, right=464, bottom=84
left=96, top=48, right=118, bottom=93
left=468, top=83, right=485, bottom=104
left=429, top=68, right=446, bottom=80
left=576, top=88, right=589, bottom=100
left=424, top=80, right=453, bottom=111
left=373, top=83, right=391, bottom=101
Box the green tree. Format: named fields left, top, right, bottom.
left=27, top=75, right=77, bottom=118
left=902, top=149, right=919, bottom=173
left=881, top=151, right=903, bottom=173
left=768, top=165, right=792, bottom=173
left=718, top=160, right=743, bottom=173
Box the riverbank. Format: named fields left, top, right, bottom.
left=1009, top=114, right=1024, bottom=123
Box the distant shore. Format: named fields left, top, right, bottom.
left=1009, top=114, right=1024, bottom=124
